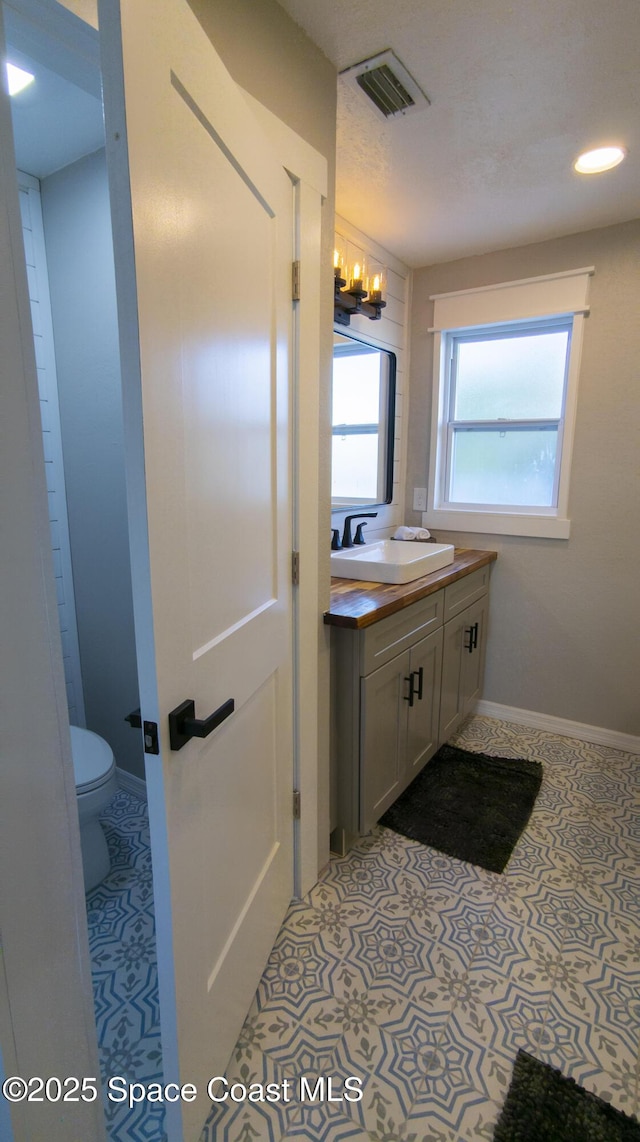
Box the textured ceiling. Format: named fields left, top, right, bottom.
left=277, top=0, right=640, bottom=267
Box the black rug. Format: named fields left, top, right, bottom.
left=379, top=743, right=542, bottom=873
left=493, top=1051, right=640, bottom=1141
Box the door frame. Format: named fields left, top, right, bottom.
left=244, top=92, right=328, bottom=897
left=0, top=8, right=105, bottom=1140
left=1, top=2, right=327, bottom=1136
left=8, top=0, right=327, bottom=902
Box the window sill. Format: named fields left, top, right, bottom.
left=422, top=508, right=571, bottom=540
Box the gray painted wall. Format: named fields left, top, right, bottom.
left=405, top=219, right=640, bottom=736
left=187, top=0, right=336, bottom=178
left=41, top=147, right=144, bottom=779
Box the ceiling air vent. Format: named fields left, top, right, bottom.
left=340, top=50, right=430, bottom=121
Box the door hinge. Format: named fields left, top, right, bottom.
left=292, top=260, right=301, bottom=301
left=291, top=550, right=300, bottom=586
left=293, top=789, right=301, bottom=819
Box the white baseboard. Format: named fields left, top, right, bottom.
left=116, top=766, right=147, bottom=800
left=475, top=700, right=640, bottom=756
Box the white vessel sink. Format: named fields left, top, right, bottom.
left=330, top=539, right=455, bottom=584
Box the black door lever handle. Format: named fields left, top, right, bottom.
left=169, top=697, right=235, bottom=751
left=125, top=708, right=142, bottom=729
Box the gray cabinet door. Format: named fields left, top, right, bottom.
left=440, top=612, right=465, bottom=743
left=360, top=627, right=444, bottom=832
left=406, top=627, right=443, bottom=779
left=440, top=596, right=488, bottom=744
left=360, top=650, right=410, bottom=832
left=461, top=595, right=488, bottom=718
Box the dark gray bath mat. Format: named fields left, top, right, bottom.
left=379, top=743, right=542, bottom=872
left=493, top=1050, right=640, bottom=1141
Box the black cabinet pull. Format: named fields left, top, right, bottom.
left=464, top=622, right=480, bottom=653
left=169, top=697, right=235, bottom=751
left=403, top=674, right=415, bottom=707
left=413, top=666, right=424, bottom=700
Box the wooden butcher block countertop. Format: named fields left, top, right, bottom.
left=324, top=548, right=498, bottom=630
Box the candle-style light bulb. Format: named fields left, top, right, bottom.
left=369, top=272, right=383, bottom=304
left=334, top=239, right=347, bottom=280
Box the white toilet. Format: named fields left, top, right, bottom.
left=70, top=725, right=118, bottom=893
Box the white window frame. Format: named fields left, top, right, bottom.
left=425, top=267, right=594, bottom=539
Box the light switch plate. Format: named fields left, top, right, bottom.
left=413, top=487, right=427, bottom=511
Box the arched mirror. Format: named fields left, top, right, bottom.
left=331, top=331, right=396, bottom=509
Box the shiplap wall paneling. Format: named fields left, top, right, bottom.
left=18, top=171, right=85, bottom=726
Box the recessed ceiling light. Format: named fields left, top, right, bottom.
left=574, top=146, right=626, bottom=174
left=6, top=62, right=35, bottom=96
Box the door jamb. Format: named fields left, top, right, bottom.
left=244, top=92, right=327, bottom=898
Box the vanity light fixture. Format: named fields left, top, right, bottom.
left=574, top=145, right=626, bottom=174
left=334, top=237, right=387, bottom=327
left=6, top=62, right=35, bottom=96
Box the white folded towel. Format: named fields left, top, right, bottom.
left=392, top=526, right=432, bottom=541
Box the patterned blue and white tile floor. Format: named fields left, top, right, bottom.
left=87, top=716, right=640, bottom=1141
left=200, top=716, right=640, bottom=1142
left=85, top=788, right=167, bottom=1142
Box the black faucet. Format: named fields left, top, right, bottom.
left=341, top=512, right=377, bottom=548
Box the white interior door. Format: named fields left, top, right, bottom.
left=99, top=2, right=294, bottom=1137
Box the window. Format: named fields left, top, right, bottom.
left=426, top=268, right=594, bottom=539
left=331, top=332, right=395, bottom=507
left=447, top=321, right=570, bottom=508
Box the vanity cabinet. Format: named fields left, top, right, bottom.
left=328, top=553, right=494, bottom=854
